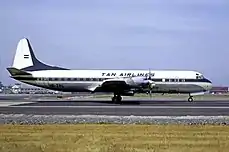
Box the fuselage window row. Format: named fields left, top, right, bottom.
left=36, top=78, right=187, bottom=82
left=37, top=78, right=107, bottom=81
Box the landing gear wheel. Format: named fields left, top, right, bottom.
left=111, top=95, right=122, bottom=104
left=117, top=96, right=122, bottom=102
left=188, top=96, right=194, bottom=102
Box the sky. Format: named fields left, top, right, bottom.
left=0, top=0, right=229, bottom=86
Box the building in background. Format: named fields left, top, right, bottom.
left=11, top=83, right=61, bottom=94
left=11, top=84, right=21, bottom=94
left=210, top=86, right=229, bottom=94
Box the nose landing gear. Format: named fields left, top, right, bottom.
left=188, top=95, right=194, bottom=102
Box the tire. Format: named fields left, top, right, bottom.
left=188, top=97, right=193, bottom=102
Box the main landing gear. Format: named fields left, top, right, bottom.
left=188, top=95, right=194, bottom=102
left=112, top=94, right=122, bottom=103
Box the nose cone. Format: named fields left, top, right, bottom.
left=206, top=82, right=213, bottom=90
left=203, top=78, right=213, bottom=91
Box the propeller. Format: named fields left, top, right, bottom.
left=147, top=68, right=154, bottom=98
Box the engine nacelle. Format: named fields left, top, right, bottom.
left=125, top=76, right=154, bottom=88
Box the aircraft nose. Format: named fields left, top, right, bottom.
left=207, top=82, right=213, bottom=90
left=203, top=78, right=213, bottom=91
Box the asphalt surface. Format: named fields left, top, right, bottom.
left=1, top=98, right=229, bottom=116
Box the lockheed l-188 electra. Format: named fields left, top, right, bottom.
left=7, top=38, right=213, bottom=103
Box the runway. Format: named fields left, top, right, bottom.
left=1, top=98, right=229, bottom=116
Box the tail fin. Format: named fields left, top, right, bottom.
left=10, top=38, right=68, bottom=71
left=12, top=38, right=34, bottom=70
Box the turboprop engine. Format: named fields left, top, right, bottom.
left=125, top=76, right=155, bottom=88
left=124, top=76, right=155, bottom=97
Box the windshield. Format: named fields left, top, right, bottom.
left=196, top=74, right=204, bottom=79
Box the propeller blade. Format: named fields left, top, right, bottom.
left=148, top=68, right=151, bottom=79
left=146, top=68, right=153, bottom=98
left=149, top=89, right=152, bottom=98
left=148, top=80, right=155, bottom=99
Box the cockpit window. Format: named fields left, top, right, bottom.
left=196, top=74, right=204, bottom=79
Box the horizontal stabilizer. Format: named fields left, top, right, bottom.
left=7, top=67, right=32, bottom=76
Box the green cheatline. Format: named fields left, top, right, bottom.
left=0, top=124, right=229, bottom=152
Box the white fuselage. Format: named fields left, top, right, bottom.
left=16, top=69, right=213, bottom=94
left=7, top=38, right=214, bottom=102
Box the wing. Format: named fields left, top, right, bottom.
left=88, top=77, right=155, bottom=93
left=87, top=78, right=132, bottom=92
left=100, top=78, right=131, bottom=90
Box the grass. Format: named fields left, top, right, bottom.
left=0, top=124, right=229, bottom=152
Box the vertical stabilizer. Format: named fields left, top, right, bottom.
left=12, top=38, right=34, bottom=69
left=10, top=38, right=69, bottom=71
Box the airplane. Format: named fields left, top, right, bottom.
left=7, top=38, right=213, bottom=103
